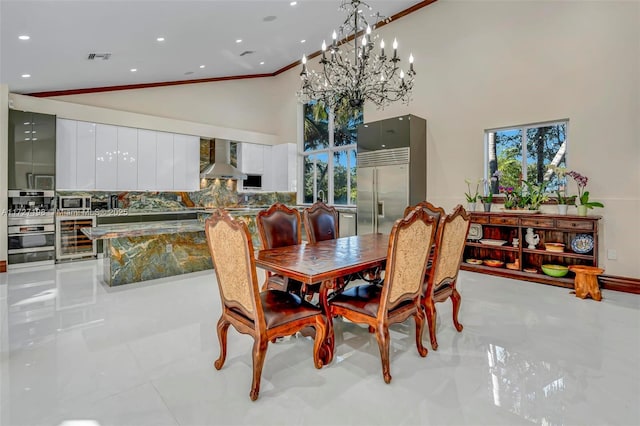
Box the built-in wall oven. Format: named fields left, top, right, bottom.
left=7, top=190, right=56, bottom=268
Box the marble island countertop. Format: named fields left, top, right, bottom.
left=82, top=220, right=204, bottom=240
left=65, top=205, right=356, bottom=217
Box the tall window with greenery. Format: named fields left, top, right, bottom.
left=486, top=120, right=568, bottom=194
left=302, top=99, right=362, bottom=205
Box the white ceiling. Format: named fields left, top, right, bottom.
left=1, top=0, right=422, bottom=95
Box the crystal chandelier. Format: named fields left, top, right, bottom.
left=298, top=0, right=415, bottom=110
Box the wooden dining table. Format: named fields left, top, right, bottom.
left=255, top=233, right=390, bottom=366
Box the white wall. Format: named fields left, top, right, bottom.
left=0, top=85, right=8, bottom=263
left=5, top=1, right=637, bottom=278
left=50, top=77, right=282, bottom=138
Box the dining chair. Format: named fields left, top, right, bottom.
left=403, top=201, right=446, bottom=225
left=328, top=207, right=437, bottom=383
left=204, top=209, right=327, bottom=401
left=256, top=203, right=303, bottom=294
left=303, top=201, right=339, bottom=244
left=422, top=204, right=471, bottom=350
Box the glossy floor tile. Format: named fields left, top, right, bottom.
left=1, top=260, right=638, bottom=425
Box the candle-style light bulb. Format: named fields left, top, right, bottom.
left=300, top=54, right=307, bottom=77
left=400, top=70, right=405, bottom=79
left=380, top=39, right=385, bottom=57
left=361, top=35, right=367, bottom=47
left=393, top=38, right=398, bottom=59
left=366, top=25, right=372, bottom=36
left=332, top=30, right=337, bottom=47
left=302, top=55, right=307, bottom=65
left=321, top=40, right=327, bottom=59
left=409, top=53, right=414, bottom=72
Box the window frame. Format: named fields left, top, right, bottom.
left=298, top=104, right=360, bottom=206
left=484, top=119, right=570, bottom=196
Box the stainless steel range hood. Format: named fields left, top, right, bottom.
left=200, top=139, right=247, bottom=180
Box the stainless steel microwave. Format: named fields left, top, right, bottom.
left=58, top=196, right=91, bottom=211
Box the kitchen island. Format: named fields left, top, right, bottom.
left=83, top=220, right=212, bottom=286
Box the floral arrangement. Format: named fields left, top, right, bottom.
left=500, top=180, right=548, bottom=210
left=566, top=170, right=604, bottom=209
left=464, top=178, right=482, bottom=203
left=547, top=165, right=574, bottom=205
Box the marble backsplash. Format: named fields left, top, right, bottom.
left=57, top=180, right=296, bottom=211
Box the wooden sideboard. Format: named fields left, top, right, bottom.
left=461, top=212, right=601, bottom=288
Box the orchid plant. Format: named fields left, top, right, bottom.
left=464, top=178, right=482, bottom=203
left=566, top=170, right=604, bottom=209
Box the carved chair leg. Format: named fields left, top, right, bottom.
left=375, top=323, right=392, bottom=384
left=214, top=317, right=231, bottom=370
left=423, top=298, right=438, bottom=351
left=451, top=288, right=464, bottom=332
left=250, top=338, right=268, bottom=401
left=413, top=305, right=428, bottom=357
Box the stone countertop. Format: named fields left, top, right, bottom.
left=82, top=220, right=204, bottom=240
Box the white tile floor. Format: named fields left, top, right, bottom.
left=1, top=260, right=638, bottom=426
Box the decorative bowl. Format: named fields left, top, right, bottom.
left=483, top=259, right=504, bottom=268
left=541, top=264, right=569, bottom=277
left=571, top=234, right=594, bottom=254
left=523, top=267, right=538, bottom=274
left=545, top=242, right=565, bottom=253
left=466, top=258, right=483, bottom=265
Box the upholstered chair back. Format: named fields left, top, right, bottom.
left=257, top=203, right=302, bottom=250
left=381, top=208, right=437, bottom=312
left=205, top=210, right=260, bottom=321
left=304, top=202, right=339, bottom=244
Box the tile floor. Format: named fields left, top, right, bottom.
left=1, top=260, right=638, bottom=426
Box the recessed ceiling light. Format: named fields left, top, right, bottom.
left=32, top=138, right=38, bottom=141
left=301, top=39, right=306, bottom=43
left=236, top=39, right=242, bottom=43
left=24, top=130, right=30, bottom=134
left=263, top=15, right=277, bottom=22
left=21, top=74, right=31, bottom=78
left=260, top=61, right=265, bottom=65
left=290, top=1, right=297, bottom=6
left=23, top=122, right=30, bottom=125
left=25, top=138, right=31, bottom=141
left=130, top=68, right=137, bottom=72
left=156, top=37, right=165, bottom=42
left=199, top=65, right=205, bottom=69
left=18, top=35, right=30, bottom=40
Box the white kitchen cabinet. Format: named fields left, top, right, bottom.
left=116, top=126, right=138, bottom=190
left=172, top=134, right=199, bottom=191
left=137, top=129, right=157, bottom=190
left=56, top=119, right=77, bottom=190
left=261, top=146, right=273, bottom=190
left=239, top=143, right=264, bottom=175
left=56, top=118, right=97, bottom=190
left=269, top=143, right=297, bottom=192
left=95, top=124, right=118, bottom=190
left=156, top=132, right=174, bottom=190
left=76, top=121, right=97, bottom=190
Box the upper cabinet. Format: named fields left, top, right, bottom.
left=56, top=118, right=199, bottom=191
left=239, top=143, right=265, bottom=175
left=9, top=110, right=56, bottom=190
left=268, top=143, right=297, bottom=192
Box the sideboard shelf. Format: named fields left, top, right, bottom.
left=462, top=211, right=601, bottom=288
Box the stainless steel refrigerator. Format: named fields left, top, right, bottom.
left=357, top=115, right=426, bottom=235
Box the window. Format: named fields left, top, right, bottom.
left=485, top=120, right=568, bottom=194
left=302, top=100, right=362, bottom=205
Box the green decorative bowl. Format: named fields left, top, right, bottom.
left=541, top=264, right=569, bottom=277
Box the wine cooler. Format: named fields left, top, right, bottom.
left=55, top=215, right=97, bottom=261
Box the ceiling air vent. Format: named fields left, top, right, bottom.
left=239, top=51, right=254, bottom=57
left=87, top=53, right=112, bottom=60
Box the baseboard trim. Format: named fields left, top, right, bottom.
left=0, top=261, right=6, bottom=273
left=599, top=274, right=640, bottom=294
